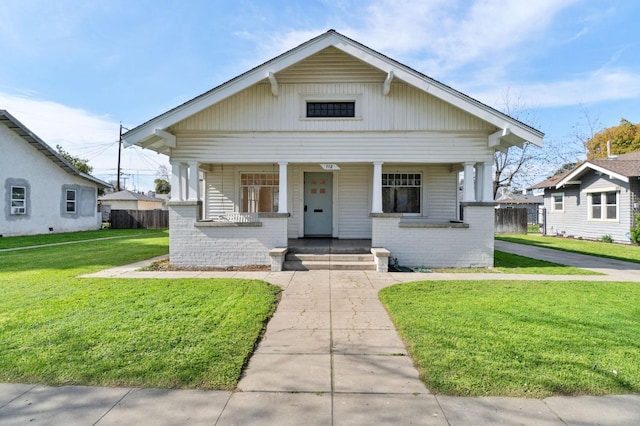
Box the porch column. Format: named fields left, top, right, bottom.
left=278, top=162, right=288, bottom=214
left=371, top=161, right=384, bottom=213
left=187, top=161, right=200, bottom=201
left=482, top=161, right=494, bottom=202
left=475, top=162, right=484, bottom=201
left=463, top=162, right=476, bottom=202
left=170, top=161, right=183, bottom=201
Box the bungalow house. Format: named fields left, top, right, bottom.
left=0, top=110, right=111, bottom=237
left=530, top=151, right=640, bottom=243
left=99, top=190, right=166, bottom=211
left=123, top=30, right=543, bottom=270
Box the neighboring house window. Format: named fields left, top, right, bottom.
left=382, top=173, right=421, bottom=213
left=306, top=102, right=355, bottom=118
left=590, top=191, right=618, bottom=221
left=551, top=192, right=564, bottom=212
left=241, top=173, right=279, bottom=213
left=66, top=189, right=77, bottom=213
left=11, top=186, right=26, bottom=215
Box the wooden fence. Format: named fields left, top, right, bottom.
left=495, top=208, right=528, bottom=234
left=109, top=209, right=168, bottom=229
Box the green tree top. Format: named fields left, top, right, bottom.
left=586, top=119, right=640, bottom=159
left=154, top=178, right=171, bottom=194
left=56, top=145, right=93, bottom=174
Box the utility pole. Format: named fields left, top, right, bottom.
left=117, top=123, right=123, bottom=192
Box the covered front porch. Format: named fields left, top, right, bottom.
left=166, top=160, right=496, bottom=271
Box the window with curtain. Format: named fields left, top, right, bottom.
left=241, top=173, right=279, bottom=213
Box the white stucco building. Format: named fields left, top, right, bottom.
left=1, top=110, right=110, bottom=237
left=123, top=30, right=543, bottom=271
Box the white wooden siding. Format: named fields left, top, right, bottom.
left=171, top=82, right=495, bottom=133
left=170, top=132, right=493, bottom=164
left=204, top=163, right=459, bottom=239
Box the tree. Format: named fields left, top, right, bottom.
left=492, top=89, right=542, bottom=198
left=56, top=145, right=92, bottom=174
left=154, top=178, right=171, bottom=194
left=585, top=118, right=640, bottom=159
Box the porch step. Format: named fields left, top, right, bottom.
left=283, top=253, right=376, bottom=271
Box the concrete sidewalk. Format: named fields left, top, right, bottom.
left=3, top=247, right=640, bottom=424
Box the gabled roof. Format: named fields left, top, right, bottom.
left=0, top=110, right=111, bottom=188
left=555, top=151, right=640, bottom=187
left=124, top=30, right=543, bottom=151
left=529, top=169, right=574, bottom=190
left=496, top=193, right=543, bottom=204
left=99, top=190, right=164, bottom=202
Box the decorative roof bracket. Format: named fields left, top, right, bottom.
left=488, top=127, right=511, bottom=148
left=268, top=72, right=279, bottom=97
left=383, top=70, right=394, bottom=96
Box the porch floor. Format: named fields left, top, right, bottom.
left=287, top=238, right=372, bottom=254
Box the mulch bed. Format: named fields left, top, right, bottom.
left=142, top=258, right=270, bottom=272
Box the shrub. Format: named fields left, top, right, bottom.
left=601, top=234, right=613, bottom=243
left=631, top=213, right=640, bottom=245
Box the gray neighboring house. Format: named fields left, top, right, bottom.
left=1, top=110, right=111, bottom=237
left=495, top=191, right=543, bottom=224
left=530, top=151, right=640, bottom=243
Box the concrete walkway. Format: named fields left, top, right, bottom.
left=2, top=245, right=640, bottom=424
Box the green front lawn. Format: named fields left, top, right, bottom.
left=380, top=280, right=640, bottom=397
left=496, top=234, right=640, bottom=264
left=0, top=230, right=280, bottom=390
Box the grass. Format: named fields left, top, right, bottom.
left=496, top=234, right=640, bottom=264
left=380, top=280, right=640, bottom=397
left=0, top=230, right=280, bottom=390
left=493, top=251, right=597, bottom=275
left=429, top=251, right=598, bottom=275
left=0, top=228, right=150, bottom=250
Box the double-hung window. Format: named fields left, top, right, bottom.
left=551, top=193, right=564, bottom=212
left=590, top=191, right=617, bottom=221
left=11, top=186, right=26, bottom=215
left=66, top=189, right=77, bottom=213
left=382, top=173, right=421, bottom=214
left=241, top=173, right=279, bottom=213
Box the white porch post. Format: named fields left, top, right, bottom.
left=278, top=162, right=288, bottom=214
left=170, top=161, right=183, bottom=201
left=463, top=162, right=476, bottom=202
left=187, top=161, right=200, bottom=201
left=475, top=162, right=484, bottom=201
left=372, top=161, right=384, bottom=213
left=482, top=161, right=494, bottom=202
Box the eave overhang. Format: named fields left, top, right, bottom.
left=123, top=30, right=544, bottom=151
left=555, top=162, right=629, bottom=188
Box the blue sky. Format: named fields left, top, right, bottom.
left=1, top=0, right=639, bottom=191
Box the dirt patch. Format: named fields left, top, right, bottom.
left=141, top=258, right=270, bottom=272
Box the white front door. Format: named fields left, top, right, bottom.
left=304, top=172, right=333, bottom=236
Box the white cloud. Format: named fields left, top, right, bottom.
left=469, top=68, right=640, bottom=109
left=0, top=92, right=169, bottom=191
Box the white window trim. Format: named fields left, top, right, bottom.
left=66, top=189, right=77, bottom=213
left=10, top=186, right=27, bottom=215
left=239, top=171, right=280, bottom=213
left=550, top=192, right=564, bottom=212
left=298, top=93, right=363, bottom=121
left=382, top=171, right=422, bottom=216
left=588, top=190, right=619, bottom=222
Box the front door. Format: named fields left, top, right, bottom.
left=304, top=172, right=333, bottom=236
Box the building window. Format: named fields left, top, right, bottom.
left=382, top=173, right=421, bottom=214
left=306, top=102, right=355, bottom=118
left=590, top=191, right=617, bottom=221
left=66, top=189, right=76, bottom=213
left=241, top=173, right=279, bottom=213
left=11, top=186, right=26, bottom=215
left=551, top=192, right=564, bottom=212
